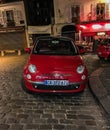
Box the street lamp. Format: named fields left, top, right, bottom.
left=101, top=0, right=110, bottom=3
left=106, top=0, right=110, bottom=3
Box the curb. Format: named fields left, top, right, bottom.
left=89, top=68, right=110, bottom=119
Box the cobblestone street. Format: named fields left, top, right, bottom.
left=0, top=54, right=110, bottom=130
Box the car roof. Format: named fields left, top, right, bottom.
left=36, top=36, right=74, bottom=41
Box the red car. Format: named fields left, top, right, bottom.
left=97, top=38, right=110, bottom=62
left=21, top=36, right=88, bottom=94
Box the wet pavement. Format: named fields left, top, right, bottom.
left=89, top=65, right=110, bottom=119
left=82, top=54, right=110, bottom=119
left=0, top=54, right=110, bottom=130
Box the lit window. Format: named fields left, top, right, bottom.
left=96, top=3, right=105, bottom=20
left=71, top=5, right=80, bottom=23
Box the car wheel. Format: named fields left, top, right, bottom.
left=21, top=78, right=33, bottom=94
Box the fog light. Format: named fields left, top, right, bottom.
left=34, top=85, right=38, bottom=88
left=75, top=85, right=79, bottom=89
left=27, top=74, right=31, bottom=79
left=81, top=75, right=86, bottom=80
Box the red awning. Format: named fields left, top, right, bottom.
left=76, top=21, right=110, bottom=36
left=81, top=32, right=97, bottom=36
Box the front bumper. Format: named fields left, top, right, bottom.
left=23, top=79, right=87, bottom=93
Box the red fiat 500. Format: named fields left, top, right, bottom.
left=97, top=38, right=110, bottom=62
left=21, top=36, right=88, bottom=94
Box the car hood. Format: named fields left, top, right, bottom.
left=28, top=55, right=83, bottom=71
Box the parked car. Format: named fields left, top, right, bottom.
left=97, top=38, right=110, bottom=62
left=21, top=36, right=88, bottom=94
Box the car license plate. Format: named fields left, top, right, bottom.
left=45, top=80, right=69, bottom=86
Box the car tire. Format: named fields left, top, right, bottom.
left=21, top=78, right=33, bottom=94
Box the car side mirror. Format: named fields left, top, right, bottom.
left=25, top=48, right=31, bottom=53
left=76, top=45, right=86, bottom=55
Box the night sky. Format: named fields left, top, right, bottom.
left=0, top=0, right=22, bottom=3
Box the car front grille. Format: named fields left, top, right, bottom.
left=32, top=83, right=80, bottom=90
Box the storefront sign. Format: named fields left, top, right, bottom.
left=76, top=21, right=110, bottom=36
left=28, top=25, right=51, bottom=34
left=0, top=26, right=24, bottom=33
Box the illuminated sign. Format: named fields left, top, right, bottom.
left=104, top=23, right=110, bottom=29
left=92, top=24, right=102, bottom=29
left=97, top=32, right=106, bottom=35
left=77, top=21, right=110, bottom=33
left=80, top=25, right=86, bottom=29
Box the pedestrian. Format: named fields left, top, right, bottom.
left=92, top=36, right=100, bottom=53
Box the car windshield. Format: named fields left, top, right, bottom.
left=33, top=38, right=78, bottom=55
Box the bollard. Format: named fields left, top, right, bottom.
left=1, top=51, right=5, bottom=56
left=18, top=50, right=21, bottom=55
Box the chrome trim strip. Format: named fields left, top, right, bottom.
left=27, top=80, right=84, bottom=85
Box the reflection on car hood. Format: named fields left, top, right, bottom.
left=29, top=55, right=83, bottom=71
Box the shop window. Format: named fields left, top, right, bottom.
left=71, top=5, right=80, bottom=23
left=96, top=3, right=105, bottom=20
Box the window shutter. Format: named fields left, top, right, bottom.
left=91, top=3, right=96, bottom=20
left=105, top=3, right=109, bottom=19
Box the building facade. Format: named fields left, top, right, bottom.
left=0, top=0, right=26, bottom=55
left=0, top=0, right=110, bottom=50
left=24, top=0, right=110, bottom=47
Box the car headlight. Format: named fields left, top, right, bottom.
left=77, top=65, right=85, bottom=74
left=28, top=64, right=37, bottom=73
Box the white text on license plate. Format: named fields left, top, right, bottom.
left=45, top=80, right=69, bottom=86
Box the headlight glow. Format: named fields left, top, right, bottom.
left=77, top=65, right=85, bottom=74
left=28, top=64, right=37, bottom=73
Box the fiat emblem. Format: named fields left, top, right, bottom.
left=53, top=73, right=61, bottom=78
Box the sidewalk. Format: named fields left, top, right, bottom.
left=89, top=66, right=110, bottom=120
